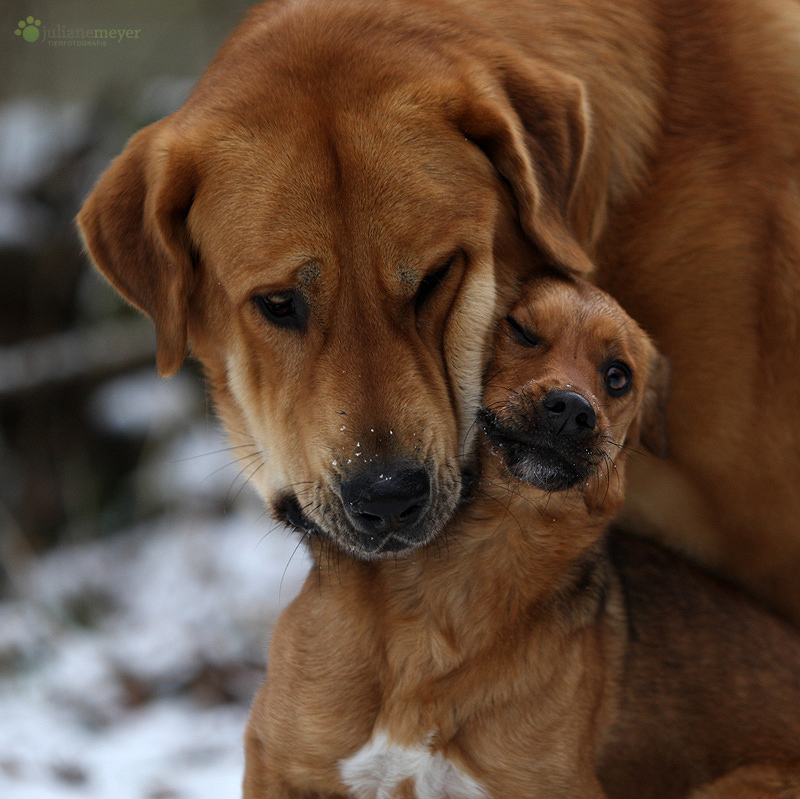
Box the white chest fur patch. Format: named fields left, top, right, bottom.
left=340, top=731, right=488, bottom=799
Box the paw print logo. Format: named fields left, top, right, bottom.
left=15, top=16, right=42, bottom=42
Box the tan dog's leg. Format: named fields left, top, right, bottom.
left=243, top=718, right=349, bottom=799
left=242, top=714, right=352, bottom=799
left=243, top=740, right=348, bottom=799
left=242, top=729, right=277, bottom=799
left=688, top=764, right=800, bottom=799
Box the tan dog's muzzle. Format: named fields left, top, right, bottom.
left=275, top=454, right=467, bottom=558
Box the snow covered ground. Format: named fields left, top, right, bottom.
left=0, top=372, right=312, bottom=799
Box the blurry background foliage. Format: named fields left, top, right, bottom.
left=1, top=0, right=256, bottom=591
left=0, top=7, right=314, bottom=796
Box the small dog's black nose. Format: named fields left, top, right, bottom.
left=542, top=389, right=596, bottom=436
left=341, top=464, right=430, bottom=534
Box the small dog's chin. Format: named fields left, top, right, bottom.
left=507, top=455, right=590, bottom=492
left=508, top=459, right=591, bottom=494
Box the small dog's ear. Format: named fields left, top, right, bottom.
left=76, top=120, right=197, bottom=377
left=638, top=349, right=670, bottom=458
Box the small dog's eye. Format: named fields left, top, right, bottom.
left=414, top=256, right=455, bottom=316
left=253, top=289, right=308, bottom=331
left=506, top=315, right=541, bottom=348
left=604, top=361, right=633, bottom=396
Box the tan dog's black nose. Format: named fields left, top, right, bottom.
left=341, top=464, right=430, bottom=536
left=543, top=390, right=596, bottom=437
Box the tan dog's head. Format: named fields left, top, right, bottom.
left=76, top=1, right=601, bottom=557
left=480, top=275, right=668, bottom=505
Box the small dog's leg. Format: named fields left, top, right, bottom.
left=688, top=764, right=800, bottom=799
left=587, top=778, right=610, bottom=799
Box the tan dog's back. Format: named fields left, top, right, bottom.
left=598, top=533, right=800, bottom=797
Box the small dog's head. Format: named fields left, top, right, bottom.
left=480, top=275, right=669, bottom=499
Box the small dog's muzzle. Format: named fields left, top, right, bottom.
left=479, top=388, right=603, bottom=491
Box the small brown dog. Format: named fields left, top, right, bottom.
left=243, top=275, right=800, bottom=798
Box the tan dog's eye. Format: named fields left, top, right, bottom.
left=506, top=315, right=541, bottom=348
left=414, top=256, right=455, bottom=317
left=603, top=361, right=633, bottom=397
left=253, top=289, right=308, bottom=332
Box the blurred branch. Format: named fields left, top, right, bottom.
left=0, top=498, right=35, bottom=596
left=0, top=317, right=156, bottom=396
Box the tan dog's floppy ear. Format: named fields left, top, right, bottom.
left=77, top=121, right=197, bottom=377
left=453, top=57, right=594, bottom=276
left=637, top=348, right=670, bottom=458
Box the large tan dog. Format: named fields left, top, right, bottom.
left=78, top=0, right=800, bottom=612
left=242, top=275, right=800, bottom=798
